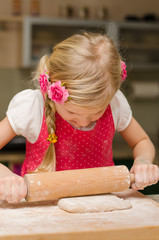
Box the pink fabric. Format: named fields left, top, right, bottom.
left=21, top=112, right=50, bottom=176
left=21, top=105, right=115, bottom=176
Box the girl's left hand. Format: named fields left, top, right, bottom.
left=130, top=159, right=159, bottom=191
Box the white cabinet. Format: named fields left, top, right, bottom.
left=0, top=16, right=159, bottom=70
left=22, top=17, right=110, bottom=67
left=116, top=22, right=159, bottom=71
left=19, top=19, right=159, bottom=70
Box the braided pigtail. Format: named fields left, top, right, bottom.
left=37, top=94, right=56, bottom=172
left=34, top=54, right=69, bottom=173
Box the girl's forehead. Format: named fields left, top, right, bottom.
left=63, top=102, right=105, bottom=115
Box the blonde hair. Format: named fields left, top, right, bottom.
left=34, top=32, right=122, bottom=172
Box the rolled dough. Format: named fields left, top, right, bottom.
left=58, top=194, right=132, bottom=213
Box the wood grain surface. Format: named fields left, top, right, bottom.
left=24, top=166, right=134, bottom=202
left=0, top=190, right=159, bottom=240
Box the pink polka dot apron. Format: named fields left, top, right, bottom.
left=21, top=105, right=115, bottom=176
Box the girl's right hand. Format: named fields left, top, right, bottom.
left=0, top=164, right=27, bottom=204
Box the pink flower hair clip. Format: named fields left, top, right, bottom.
left=39, top=71, right=50, bottom=93
left=121, top=61, right=127, bottom=82
left=39, top=70, right=70, bottom=104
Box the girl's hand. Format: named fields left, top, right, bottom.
left=130, top=159, right=159, bottom=191
left=0, top=165, right=27, bottom=204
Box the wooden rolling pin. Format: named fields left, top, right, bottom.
left=24, top=165, right=135, bottom=202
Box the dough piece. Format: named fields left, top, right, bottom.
left=58, top=194, right=132, bottom=213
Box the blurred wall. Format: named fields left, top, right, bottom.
left=0, top=69, right=30, bottom=120
left=0, top=0, right=159, bottom=20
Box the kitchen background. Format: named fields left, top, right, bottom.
left=0, top=0, right=159, bottom=192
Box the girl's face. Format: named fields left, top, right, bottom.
left=55, top=102, right=106, bottom=128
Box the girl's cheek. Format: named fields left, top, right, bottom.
left=91, top=115, right=101, bottom=121
left=67, top=116, right=77, bottom=122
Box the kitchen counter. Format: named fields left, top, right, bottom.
left=0, top=190, right=159, bottom=240
left=147, top=194, right=159, bottom=203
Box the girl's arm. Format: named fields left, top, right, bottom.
left=119, top=117, right=158, bottom=190
left=0, top=117, right=16, bottom=149
left=0, top=117, right=27, bottom=203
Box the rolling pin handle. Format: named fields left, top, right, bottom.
left=130, top=173, right=135, bottom=184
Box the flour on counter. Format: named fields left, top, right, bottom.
left=0, top=190, right=159, bottom=237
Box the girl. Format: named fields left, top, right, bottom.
left=0, top=32, right=158, bottom=204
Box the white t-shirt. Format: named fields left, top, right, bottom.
left=6, top=89, right=132, bottom=144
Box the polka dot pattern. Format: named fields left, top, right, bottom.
left=21, top=113, right=50, bottom=176
left=21, top=105, right=115, bottom=176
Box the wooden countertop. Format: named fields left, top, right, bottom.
left=147, top=194, right=159, bottom=203
left=0, top=190, right=159, bottom=240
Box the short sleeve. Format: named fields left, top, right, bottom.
left=6, top=89, right=44, bottom=143
left=110, top=90, right=132, bottom=132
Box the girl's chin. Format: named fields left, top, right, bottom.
left=68, top=121, right=80, bottom=128
left=71, top=122, right=80, bottom=128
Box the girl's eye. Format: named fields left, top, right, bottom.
left=68, top=111, right=76, bottom=114
left=67, top=109, right=103, bottom=116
